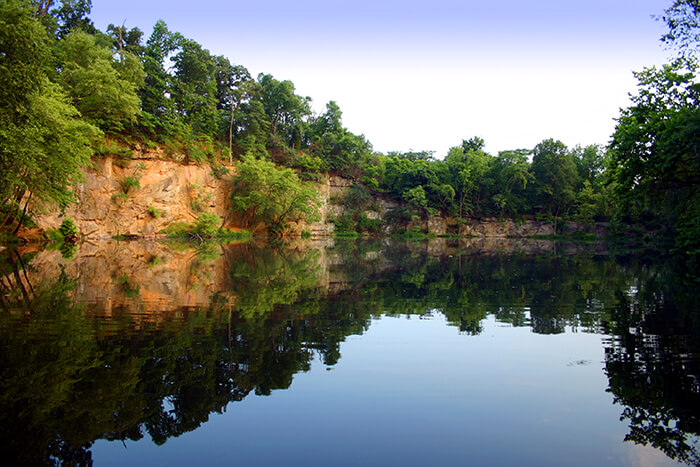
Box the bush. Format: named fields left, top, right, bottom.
left=148, top=206, right=164, bottom=218
left=112, top=192, right=129, bottom=203
left=344, top=183, right=372, bottom=210
left=332, top=214, right=356, bottom=233
left=120, top=176, right=140, bottom=193
left=356, top=213, right=382, bottom=234
left=194, top=213, right=221, bottom=237
left=59, top=218, right=78, bottom=238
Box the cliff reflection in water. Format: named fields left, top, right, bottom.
left=0, top=238, right=698, bottom=465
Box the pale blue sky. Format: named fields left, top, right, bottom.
left=90, top=0, right=672, bottom=156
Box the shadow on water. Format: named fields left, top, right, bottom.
left=0, top=238, right=698, bottom=465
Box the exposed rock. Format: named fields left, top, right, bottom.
left=34, top=156, right=233, bottom=238
left=31, top=156, right=595, bottom=239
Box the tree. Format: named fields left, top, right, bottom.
left=571, top=144, right=606, bottom=186
left=660, top=0, right=700, bottom=60
left=308, top=101, right=373, bottom=176
left=0, top=1, right=98, bottom=231
left=0, top=0, right=47, bottom=118
left=489, top=150, right=531, bottom=216
left=214, top=56, right=253, bottom=162
left=230, top=154, right=321, bottom=233
left=139, top=20, right=182, bottom=137
left=53, top=30, right=142, bottom=131
left=52, top=0, right=94, bottom=38
left=106, top=23, right=144, bottom=56
left=462, top=136, right=485, bottom=152
left=530, top=139, right=579, bottom=216
left=445, top=141, right=493, bottom=217
left=257, top=73, right=311, bottom=154
left=403, top=185, right=429, bottom=219
left=171, top=37, right=218, bottom=136
left=609, top=61, right=700, bottom=262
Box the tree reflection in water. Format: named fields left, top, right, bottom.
left=602, top=270, right=700, bottom=465
left=0, top=240, right=698, bottom=465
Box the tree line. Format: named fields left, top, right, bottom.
left=0, top=0, right=698, bottom=265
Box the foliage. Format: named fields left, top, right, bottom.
left=120, top=176, right=140, bottom=193
left=0, top=2, right=100, bottom=234
left=343, top=183, right=372, bottom=210
left=2, top=0, right=691, bottom=248
left=148, top=205, right=164, bottom=218
left=608, top=61, right=700, bottom=263
left=193, top=212, right=220, bottom=237
left=230, top=154, right=321, bottom=232
left=58, top=217, right=78, bottom=237
left=660, top=0, right=700, bottom=61
left=530, top=139, right=579, bottom=215
left=356, top=213, right=382, bottom=234
left=52, top=30, right=142, bottom=132
left=163, top=212, right=221, bottom=238
left=331, top=214, right=356, bottom=233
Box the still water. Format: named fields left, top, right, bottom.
left=1, top=238, right=698, bottom=466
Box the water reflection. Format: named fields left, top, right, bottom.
left=603, top=274, right=700, bottom=465
left=0, top=239, right=698, bottom=465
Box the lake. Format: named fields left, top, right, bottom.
left=1, top=238, right=698, bottom=466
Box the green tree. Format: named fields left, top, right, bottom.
left=461, top=136, right=485, bottom=152
left=53, top=30, right=142, bottom=131
left=307, top=101, right=374, bottom=177
left=139, top=20, right=182, bottom=137
left=0, top=1, right=98, bottom=230
left=171, top=37, right=218, bottom=136
left=214, top=57, right=253, bottom=161
left=530, top=138, right=579, bottom=217
left=571, top=144, right=607, bottom=187
left=257, top=73, right=311, bottom=155
left=106, top=23, right=144, bottom=56
left=609, top=61, right=700, bottom=262
left=52, top=0, right=93, bottom=38
left=444, top=141, right=493, bottom=217
left=230, top=154, right=321, bottom=232
left=660, top=0, right=700, bottom=60
left=489, top=149, right=531, bottom=216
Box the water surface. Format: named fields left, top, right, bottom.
left=1, top=239, right=698, bottom=465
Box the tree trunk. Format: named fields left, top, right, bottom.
left=12, top=192, right=32, bottom=236
left=229, top=104, right=234, bottom=165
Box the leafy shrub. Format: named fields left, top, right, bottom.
left=112, top=192, right=129, bottom=203
left=120, top=176, right=140, bottom=193
left=356, top=213, right=382, bottom=234
left=332, top=214, right=356, bottom=233
left=59, top=242, right=77, bottom=259
left=210, top=163, right=230, bottom=179
left=344, top=183, right=372, bottom=210
left=59, top=218, right=78, bottom=238
left=148, top=206, right=164, bottom=218
left=194, top=212, right=221, bottom=237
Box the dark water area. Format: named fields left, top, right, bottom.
left=1, top=238, right=698, bottom=466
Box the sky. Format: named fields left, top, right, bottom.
left=89, top=0, right=672, bottom=157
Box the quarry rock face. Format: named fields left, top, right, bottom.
left=33, top=155, right=586, bottom=239
left=35, top=156, right=233, bottom=238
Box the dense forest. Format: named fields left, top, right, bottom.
left=0, top=0, right=698, bottom=265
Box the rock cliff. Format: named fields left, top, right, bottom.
left=32, top=155, right=582, bottom=238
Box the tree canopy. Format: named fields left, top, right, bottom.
left=230, top=154, right=321, bottom=233
left=0, top=0, right=698, bottom=263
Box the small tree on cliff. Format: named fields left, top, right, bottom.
left=230, top=154, right=320, bottom=234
